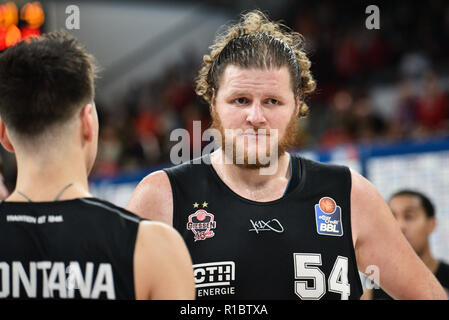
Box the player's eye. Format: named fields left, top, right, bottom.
left=234, top=97, right=249, bottom=105
left=266, top=98, right=279, bottom=105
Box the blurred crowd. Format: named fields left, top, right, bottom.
left=92, top=55, right=211, bottom=178
left=91, top=1, right=449, bottom=178
left=311, top=71, right=449, bottom=150
left=289, top=0, right=449, bottom=149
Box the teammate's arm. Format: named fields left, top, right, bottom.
left=350, top=169, right=447, bottom=299
left=126, top=170, right=173, bottom=226
left=134, top=221, right=195, bottom=300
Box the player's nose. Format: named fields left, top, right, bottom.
left=246, top=100, right=266, bottom=126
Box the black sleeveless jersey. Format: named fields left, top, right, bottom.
left=0, top=197, right=142, bottom=299
left=165, top=153, right=363, bottom=300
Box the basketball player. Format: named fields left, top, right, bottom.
left=362, top=190, right=449, bottom=299
left=127, top=11, right=446, bottom=299
left=0, top=31, right=194, bottom=299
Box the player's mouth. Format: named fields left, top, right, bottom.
left=240, top=130, right=271, bottom=137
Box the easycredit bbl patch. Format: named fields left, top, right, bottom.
left=315, top=197, right=343, bottom=237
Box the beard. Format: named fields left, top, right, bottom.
left=209, top=107, right=299, bottom=169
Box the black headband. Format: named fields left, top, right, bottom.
left=211, top=32, right=301, bottom=83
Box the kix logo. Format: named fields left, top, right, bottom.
left=314, top=197, right=343, bottom=236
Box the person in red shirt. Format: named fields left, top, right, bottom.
left=414, top=72, right=449, bottom=133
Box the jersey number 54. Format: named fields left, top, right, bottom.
left=293, top=253, right=350, bottom=300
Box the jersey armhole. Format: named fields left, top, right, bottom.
left=162, top=168, right=179, bottom=230
left=344, top=166, right=364, bottom=298
left=131, top=220, right=144, bottom=300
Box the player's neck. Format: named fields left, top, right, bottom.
left=8, top=149, right=91, bottom=202
left=210, top=149, right=291, bottom=199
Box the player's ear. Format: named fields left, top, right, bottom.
left=0, top=119, right=15, bottom=153
left=80, top=103, right=95, bottom=144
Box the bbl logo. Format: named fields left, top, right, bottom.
left=314, top=197, right=343, bottom=236
left=187, top=209, right=216, bottom=241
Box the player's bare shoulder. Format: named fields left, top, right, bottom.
left=126, top=170, right=173, bottom=226
left=349, top=169, right=388, bottom=244
left=350, top=168, right=389, bottom=209
left=134, top=220, right=195, bottom=299
left=136, top=220, right=185, bottom=255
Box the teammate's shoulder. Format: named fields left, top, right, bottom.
left=139, top=220, right=176, bottom=236
left=79, top=197, right=143, bottom=224
left=136, top=220, right=184, bottom=249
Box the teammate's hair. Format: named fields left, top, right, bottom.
left=0, top=30, right=97, bottom=137
left=195, top=10, right=316, bottom=117
left=390, top=189, right=435, bottom=218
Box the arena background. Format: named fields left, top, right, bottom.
left=1, top=1, right=448, bottom=262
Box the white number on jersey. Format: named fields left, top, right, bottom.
left=293, top=253, right=350, bottom=300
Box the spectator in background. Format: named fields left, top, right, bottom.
left=94, top=123, right=122, bottom=177
left=318, top=89, right=354, bottom=149
left=363, top=33, right=391, bottom=72
left=399, top=51, right=431, bottom=79
left=362, top=190, right=449, bottom=299
left=334, top=30, right=362, bottom=80
left=390, top=79, right=418, bottom=140
left=413, top=71, right=449, bottom=136
left=350, top=95, right=387, bottom=144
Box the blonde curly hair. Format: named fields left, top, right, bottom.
left=195, top=10, right=316, bottom=117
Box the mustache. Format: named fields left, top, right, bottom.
left=238, top=129, right=272, bottom=136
